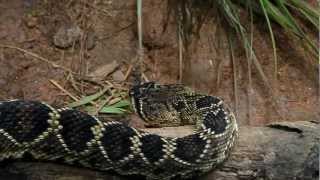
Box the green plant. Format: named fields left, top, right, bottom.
left=168, top=0, right=319, bottom=120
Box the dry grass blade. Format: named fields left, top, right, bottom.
left=137, top=0, right=144, bottom=63
left=50, top=80, right=79, bottom=101
left=227, top=34, right=239, bottom=118
left=178, top=24, right=184, bottom=83
left=259, top=0, right=278, bottom=86
left=0, top=45, right=75, bottom=74
left=67, top=87, right=110, bottom=108
left=167, top=0, right=319, bottom=120
left=318, top=1, right=320, bottom=101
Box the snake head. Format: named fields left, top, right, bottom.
left=129, top=82, right=156, bottom=99
left=129, top=82, right=198, bottom=127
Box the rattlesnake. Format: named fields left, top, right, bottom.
left=0, top=82, right=238, bottom=179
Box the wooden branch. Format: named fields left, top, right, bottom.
left=1, top=121, right=319, bottom=180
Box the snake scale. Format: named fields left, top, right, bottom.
left=0, top=82, right=238, bottom=179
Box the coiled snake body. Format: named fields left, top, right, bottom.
left=0, top=82, right=238, bottom=179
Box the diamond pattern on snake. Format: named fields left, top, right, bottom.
left=0, top=82, right=238, bottom=180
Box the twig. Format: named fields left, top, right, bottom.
left=318, top=2, right=320, bottom=102
left=93, top=96, right=113, bottom=115
left=104, top=80, right=115, bottom=88
left=137, top=0, right=143, bottom=54
left=97, top=23, right=134, bottom=41
left=124, top=64, right=133, bottom=81
left=83, top=1, right=113, bottom=17
left=107, top=97, right=122, bottom=106
left=141, top=72, right=149, bottom=82
left=227, top=35, right=239, bottom=118
left=136, top=0, right=145, bottom=82
left=67, top=73, right=81, bottom=92
left=49, top=80, right=79, bottom=101
left=93, top=89, right=117, bottom=115
left=74, top=76, right=105, bottom=87
left=178, top=24, right=183, bottom=83
left=0, top=45, right=75, bottom=74
left=0, top=45, right=100, bottom=86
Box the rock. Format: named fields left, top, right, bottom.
left=111, top=70, right=125, bottom=82
left=298, top=144, right=319, bottom=179
left=88, top=61, right=119, bottom=81
left=53, top=24, right=83, bottom=48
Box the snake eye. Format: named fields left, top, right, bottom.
left=129, top=90, right=135, bottom=96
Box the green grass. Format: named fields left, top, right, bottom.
left=68, top=88, right=131, bottom=116
left=167, top=0, right=319, bottom=120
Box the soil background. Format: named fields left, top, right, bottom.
left=0, top=0, right=319, bottom=127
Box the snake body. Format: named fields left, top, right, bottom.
left=0, top=82, right=238, bottom=179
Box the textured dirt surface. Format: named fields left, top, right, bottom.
left=0, top=0, right=319, bottom=126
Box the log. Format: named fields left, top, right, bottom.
left=0, top=121, right=319, bottom=180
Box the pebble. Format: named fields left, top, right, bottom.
left=53, top=24, right=83, bottom=49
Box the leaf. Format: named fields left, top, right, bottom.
left=99, top=106, right=127, bottom=114
left=68, top=88, right=109, bottom=108
left=108, top=99, right=131, bottom=108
